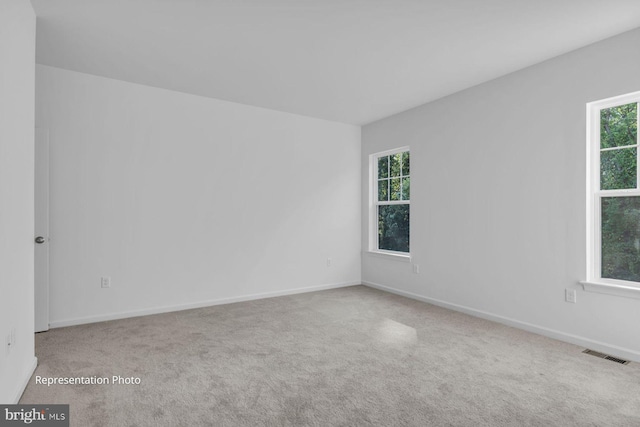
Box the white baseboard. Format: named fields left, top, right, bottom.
left=363, top=280, right=640, bottom=363
left=13, top=357, right=37, bottom=404
left=50, top=281, right=360, bottom=329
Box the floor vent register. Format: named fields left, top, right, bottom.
left=582, top=349, right=630, bottom=365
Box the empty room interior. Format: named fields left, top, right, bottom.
left=3, top=0, right=640, bottom=425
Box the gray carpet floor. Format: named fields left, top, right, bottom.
left=20, top=285, right=640, bottom=426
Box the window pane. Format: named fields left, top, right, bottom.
left=378, top=156, right=389, bottom=179
left=601, top=196, right=640, bottom=282
left=600, top=147, right=637, bottom=190
left=378, top=204, right=410, bottom=252
left=600, top=103, right=637, bottom=149
left=378, top=179, right=388, bottom=201
left=390, top=178, right=402, bottom=201
left=402, top=177, right=410, bottom=200
left=390, top=153, right=402, bottom=177
left=402, top=151, right=410, bottom=176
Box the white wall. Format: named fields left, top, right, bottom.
left=36, top=66, right=361, bottom=327
left=0, top=0, right=37, bottom=404
left=362, top=27, right=640, bottom=361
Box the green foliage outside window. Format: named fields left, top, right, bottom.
left=600, top=103, right=637, bottom=190
left=600, top=148, right=636, bottom=190
left=378, top=204, right=409, bottom=252
left=600, top=103, right=637, bottom=149
left=600, top=103, right=640, bottom=281
left=602, top=197, right=640, bottom=282
left=377, top=152, right=410, bottom=202
left=377, top=151, right=409, bottom=253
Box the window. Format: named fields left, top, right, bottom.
left=371, top=147, right=410, bottom=254
left=586, top=91, right=640, bottom=291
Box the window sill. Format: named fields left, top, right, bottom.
left=579, top=280, right=640, bottom=299
left=365, top=251, right=411, bottom=263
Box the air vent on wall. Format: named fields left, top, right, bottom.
left=582, top=349, right=630, bottom=365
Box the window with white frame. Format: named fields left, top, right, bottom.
left=371, top=147, right=410, bottom=254
left=587, top=91, right=640, bottom=288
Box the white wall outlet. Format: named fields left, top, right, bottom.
left=327, top=258, right=332, bottom=267
left=101, top=276, right=111, bottom=288
left=565, top=288, right=577, bottom=303
left=413, top=264, right=419, bottom=274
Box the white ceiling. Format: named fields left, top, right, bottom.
left=31, top=0, right=640, bottom=125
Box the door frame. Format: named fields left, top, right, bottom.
left=34, top=127, right=50, bottom=332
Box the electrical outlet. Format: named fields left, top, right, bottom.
left=565, top=288, right=577, bottom=303
left=327, top=258, right=332, bottom=267
left=413, top=264, right=419, bottom=274
left=101, top=276, right=111, bottom=288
